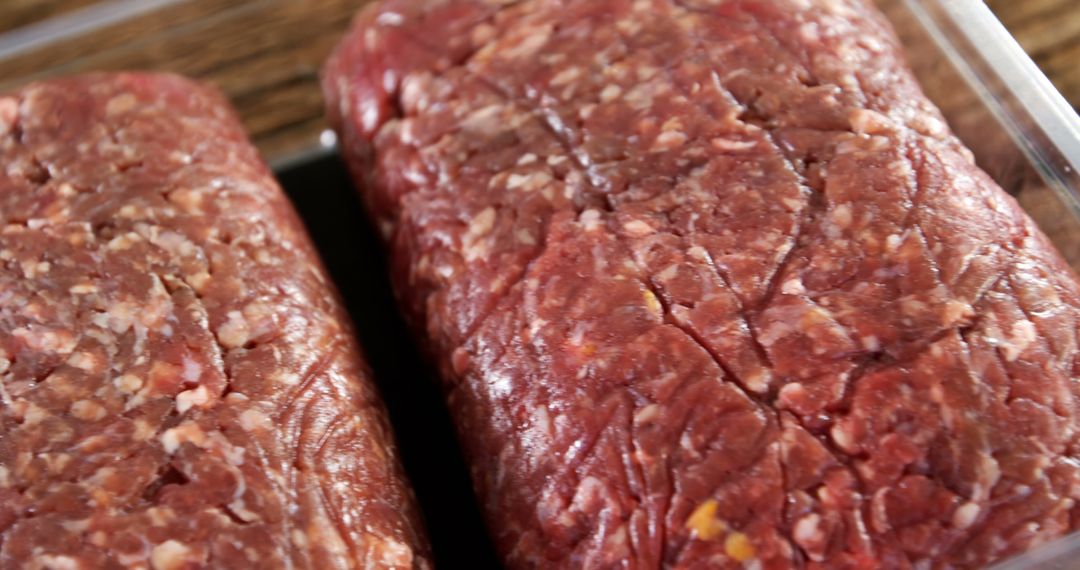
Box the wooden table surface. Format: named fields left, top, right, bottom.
left=988, top=0, right=1080, bottom=109
left=0, top=0, right=1077, bottom=163
left=0, top=0, right=371, bottom=162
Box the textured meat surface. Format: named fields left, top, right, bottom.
left=324, top=1, right=1080, bottom=567
left=0, top=73, right=429, bottom=569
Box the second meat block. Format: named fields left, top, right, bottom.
left=0, top=73, right=429, bottom=569
left=324, top=0, right=1080, bottom=567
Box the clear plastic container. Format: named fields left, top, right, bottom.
left=0, top=0, right=1077, bottom=204
left=0, top=0, right=1078, bottom=567
left=3, top=0, right=1075, bottom=261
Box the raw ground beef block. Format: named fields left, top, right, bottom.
left=0, top=73, right=429, bottom=569
left=324, top=0, right=1080, bottom=568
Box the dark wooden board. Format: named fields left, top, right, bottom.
left=0, top=0, right=102, bottom=33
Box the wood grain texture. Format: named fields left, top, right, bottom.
left=0, top=0, right=103, bottom=33
left=989, top=0, right=1080, bottom=112
left=0, top=1, right=1074, bottom=162
left=0, top=0, right=372, bottom=161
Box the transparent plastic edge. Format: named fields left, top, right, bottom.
left=268, top=130, right=339, bottom=173
left=0, top=0, right=183, bottom=60
left=988, top=531, right=1080, bottom=570
left=904, top=0, right=1080, bottom=219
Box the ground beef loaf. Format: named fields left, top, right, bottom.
left=324, top=0, right=1080, bottom=567
left=0, top=73, right=429, bottom=569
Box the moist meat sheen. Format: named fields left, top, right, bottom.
left=324, top=1, right=1080, bottom=568
left=0, top=74, right=429, bottom=569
